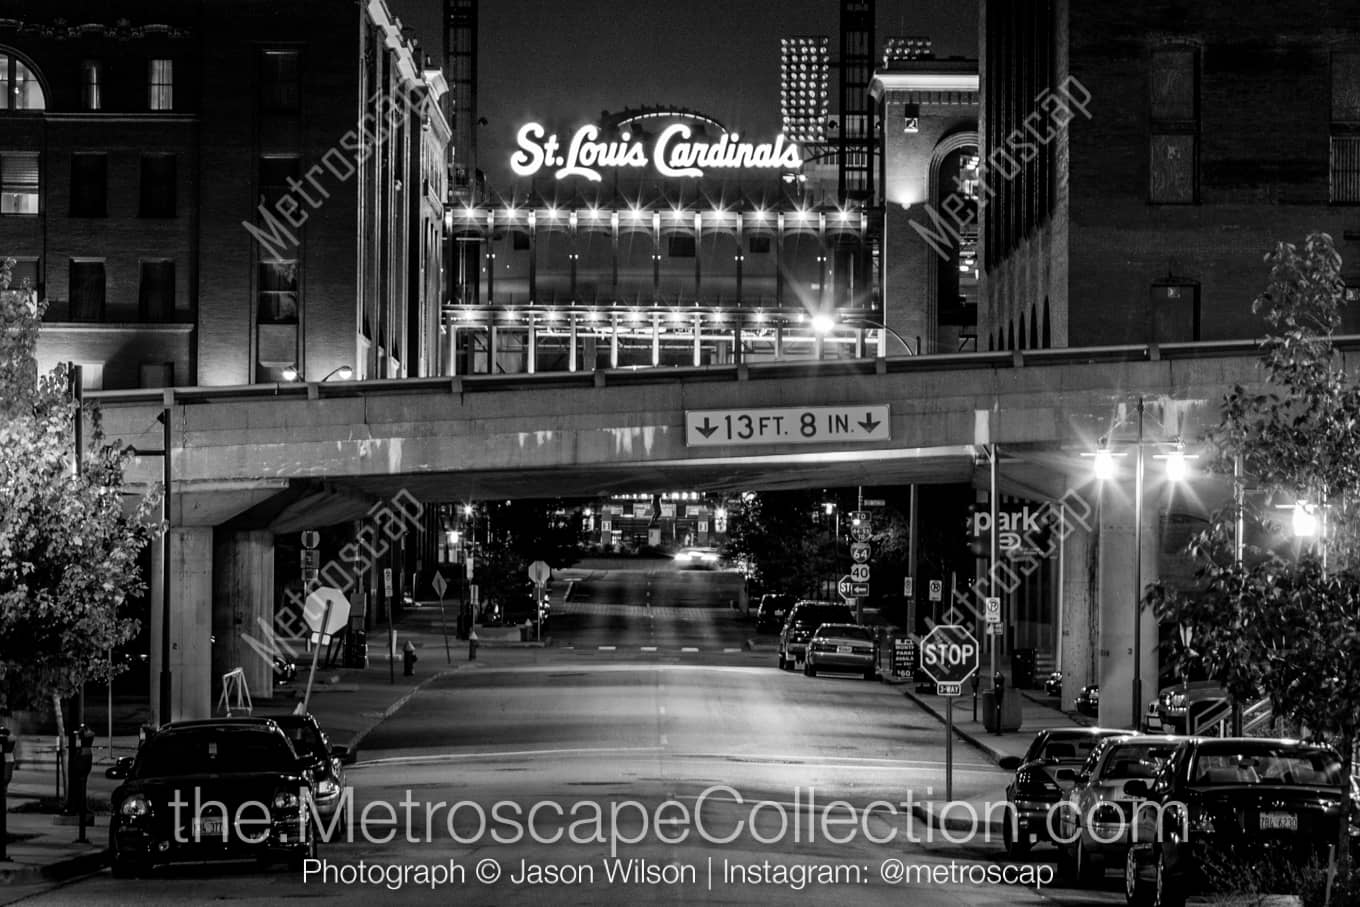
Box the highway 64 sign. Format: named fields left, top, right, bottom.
left=919, top=625, right=979, bottom=688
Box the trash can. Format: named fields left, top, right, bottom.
left=981, top=678, right=1024, bottom=732
left=1011, top=648, right=1036, bottom=689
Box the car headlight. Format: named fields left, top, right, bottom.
left=316, top=778, right=339, bottom=798
left=120, top=793, right=152, bottom=818
left=273, top=791, right=300, bottom=810
left=1188, top=806, right=1215, bottom=835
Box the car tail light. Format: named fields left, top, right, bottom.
left=273, top=791, right=300, bottom=810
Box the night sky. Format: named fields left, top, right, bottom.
left=394, top=0, right=977, bottom=188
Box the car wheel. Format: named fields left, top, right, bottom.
left=803, top=660, right=816, bottom=677
left=1075, top=837, right=1102, bottom=886
left=1002, top=815, right=1031, bottom=857
left=287, top=827, right=319, bottom=872
left=1125, top=847, right=1154, bottom=906
left=1153, top=852, right=1184, bottom=907
left=863, top=668, right=876, bottom=681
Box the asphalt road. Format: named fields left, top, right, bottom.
left=12, top=564, right=1126, bottom=905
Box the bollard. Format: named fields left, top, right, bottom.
left=992, top=672, right=1006, bottom=736
left=971, top=673, right=981, bottom=722
left=468, top=632, right=479, bottom=661
left=0, top=724, right=14, bottom=861
left=403, top=640, right=418, bottom=677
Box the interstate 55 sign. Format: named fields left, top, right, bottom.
left=919, top=625, right=979, bottom=686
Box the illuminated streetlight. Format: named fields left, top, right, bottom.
left=1291, top=503, right=1319, bottom=538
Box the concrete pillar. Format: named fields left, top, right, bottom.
left=149, top=527, right=214, bottom=724
left=213, top=530, right=276, bottom=706
left=1096, top=481, right=1160, bottom=730
left=1058, top=494, right=1098, bottom=713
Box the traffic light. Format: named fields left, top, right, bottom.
left=966, top=503, right=990, bottom=558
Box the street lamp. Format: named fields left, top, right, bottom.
left=810, top=313, right=918, bottom=356
left=282, top=364, right=353, bottom=382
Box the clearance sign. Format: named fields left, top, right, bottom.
left=510, top=117, right=803, bottom=182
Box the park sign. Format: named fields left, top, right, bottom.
left=510, top=113, right=803, bottom=182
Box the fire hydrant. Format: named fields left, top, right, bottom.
left=468, top=631, right=479, bottom=661
left=402, top=640, right=418, bottom=676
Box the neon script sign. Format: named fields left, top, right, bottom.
left=510, top=122, right=803, bottom=181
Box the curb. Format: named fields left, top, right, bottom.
left=344, top=667, right=463, bottom=756
left=0, top=845, right=109, bottom=885
left=900, top=687, right=1010, bottom=767
left=907, top=803, right=1002, bottom=839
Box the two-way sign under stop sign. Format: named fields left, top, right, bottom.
left=919, top=624, right=979, bottom=694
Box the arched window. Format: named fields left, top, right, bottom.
left=1029, top=306, right=1039, bottom=349
left=0, top=50, right=47, bottom=111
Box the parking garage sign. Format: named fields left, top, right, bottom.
left=685, top=405, right=890, bottom=447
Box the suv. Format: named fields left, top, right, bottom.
left=777, top=600, right=853, bottom=670
left=1124, top=737, right=1356, bottom=906
left=754, top=593, right=792, bottom=633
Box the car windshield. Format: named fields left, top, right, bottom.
left=134, top=727, right=298, bottom=777
left=814, top=625, right=874, bottom=641
left=1039, top=736, right=1106, bottom=762
left=1189, top=744, right=1343, bottom=786
left=1103, top=743, right=1175, bottom=779
left=274, top=720, right=326, bottom=759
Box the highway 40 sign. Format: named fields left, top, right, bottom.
left=919, top=625, right=979, bottom=688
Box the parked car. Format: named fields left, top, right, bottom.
left=803, top=623, right=878, bottom=680
left=105, top=717, right=317, bottom=876
left=777, top=600, right=854, bottom=670
left=997, top=726, right=1127, bottom=856
left=1043, top=671, right=1064, bottom=697
left=264, top=712, right=354, bottom=825
left=1076, top=684, right=1100, bottom=717
left=1124, top=737, right=1357, bottom=906
left=674, top=547, right=721, bottom=569
left=754, top=593, right=793, bottom=633
left=1149, top=680, right=1228, bottom=735
left=1055, top=735, right=1180, bottom=885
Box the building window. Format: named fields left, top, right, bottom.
left=1149, top=47, right=1199, bottom=204
left=0, top=52, right=46, bottom=110
left=139, top=154, right=177, bottom=217
left=138, top=259, right=174, bottom=321
left=139, top=362, right=174, bottom=389
left=0, top=151, right=39, bottom=214
left=259, top=155, right=301, bottom=209
left=6, top=257, right=38, bottom=294
left=148, top=59, right=173, bottom=111
left=1331, top=52, right=1360, bottom=204
left=667, top=235, right=696, bottom=257
left=1150, top=281, right=1200, bottom=343
left=511, top=230, right=531, bottom=251
left=258, top=261, right=298, bottom=323
left=70, top=153, right=107, bottom=217
left=82, top=60, right=101, bottom=111
left=69, top=259, right=106, bottom=322
left=259, top=50, right=300, bottom=111
left=747, top=235, right=771, bottom=254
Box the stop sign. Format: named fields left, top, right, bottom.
left=919, top=625, right=979, bottom=685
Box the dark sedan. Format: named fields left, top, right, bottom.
left=1125, top=737, right=1360, bottom=906
left=264, top=712, right=353, bottom=826
left=106, top=718, right=317, bottom=876
left=997, top=726, right=1127, bottom=856
left=1075, top=684, right=1100, bottom=717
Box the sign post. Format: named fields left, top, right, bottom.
left=384, top=567, right=394, bottom=685
left=920, top=625, right=980, bottom=801
left=299, top=586, right=349, bottom=713
left=433, top=571, right=451, bottom=664
left=527, top=561, right=551, bottom=642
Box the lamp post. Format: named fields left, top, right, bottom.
left=281, top=364, right=354, bottom=382
left=823, top=502, right=839, bottom=599
left=809, top=313, right=918, bottom=357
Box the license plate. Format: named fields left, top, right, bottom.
left=1259, top=812, right=1297, bottom=831
left=837, top=646, right=851, bottom=654
left=192, top=817, right=224, bottom=838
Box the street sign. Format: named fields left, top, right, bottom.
left=862, top=498, right=886, bottom=507
left=850, top=582, right=870, bottom=596
left=892, top=637, right=917, bottom=676
left=850, top=563, right=870, bottom=582
left=300, top=549, right=320, bottom=570
left=527, top=560, right=551, bottom=584
left=928, top=579, right=943, bottom=602
left=987, top=622, right=1006, bottom=636
left=937, top=681, right=963, bottom=697
left=432, top=571, right=447, bottom=599
left=303, top=586, right=350, bottom=637
left=300, top=531, right=320, bottom=549
left=850, top=510, right=869, bottom=524
left=984, top=597, right=1001, bottom=624
left=684, top=405, right=890, bottom=447
left=903, top=576, right=913, bottom=597
left=850, top=542, right=871, bottom=563
left=919, top=625, right=980, bottom=686
left=837, top=575, right=855, bottom=598
left=850, top=524, right=872, bottom=542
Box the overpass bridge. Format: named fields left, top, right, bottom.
left=88, top=339, right=1305, bottom=728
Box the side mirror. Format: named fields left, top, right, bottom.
left=105, top=756, right=134, bottom=780
left=1124, top=780, right=1150, bottom=798
left=1055, top=768, right=1076, bottom=783
left=998, top=756, right=1023, bottom=771
left=332, top=744, right=355, bottom=766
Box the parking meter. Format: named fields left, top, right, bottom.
left=68, top=724, right=96, bottom=841
left=992, top=672, right=1006, bottom=736
left=0, top=724, right=13, bottom=860
left=970, top=674, right=981, bottom=721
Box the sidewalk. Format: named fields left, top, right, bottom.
left=896, top=683, right=1097, bottom=837
left=0, top=602, right=496, bottom=887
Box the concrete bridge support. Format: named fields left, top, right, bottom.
left=213, top=530, right=276, bottom=708
left=1095, top=481, right=1160, bottom=731
left=149, top=527, right=214, bottom=724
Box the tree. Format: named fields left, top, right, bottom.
left=725, top=490, right=847, bottom=599
left=471, top=499, right=587, bottom=616
left=0, top=257, right=160, bottom=712
left=1144, top=232, right=1360, bottom=875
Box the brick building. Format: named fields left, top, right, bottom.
left=979, top=0, right=1360, bottom=351
left=0, top=0, right=450, bottom=390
